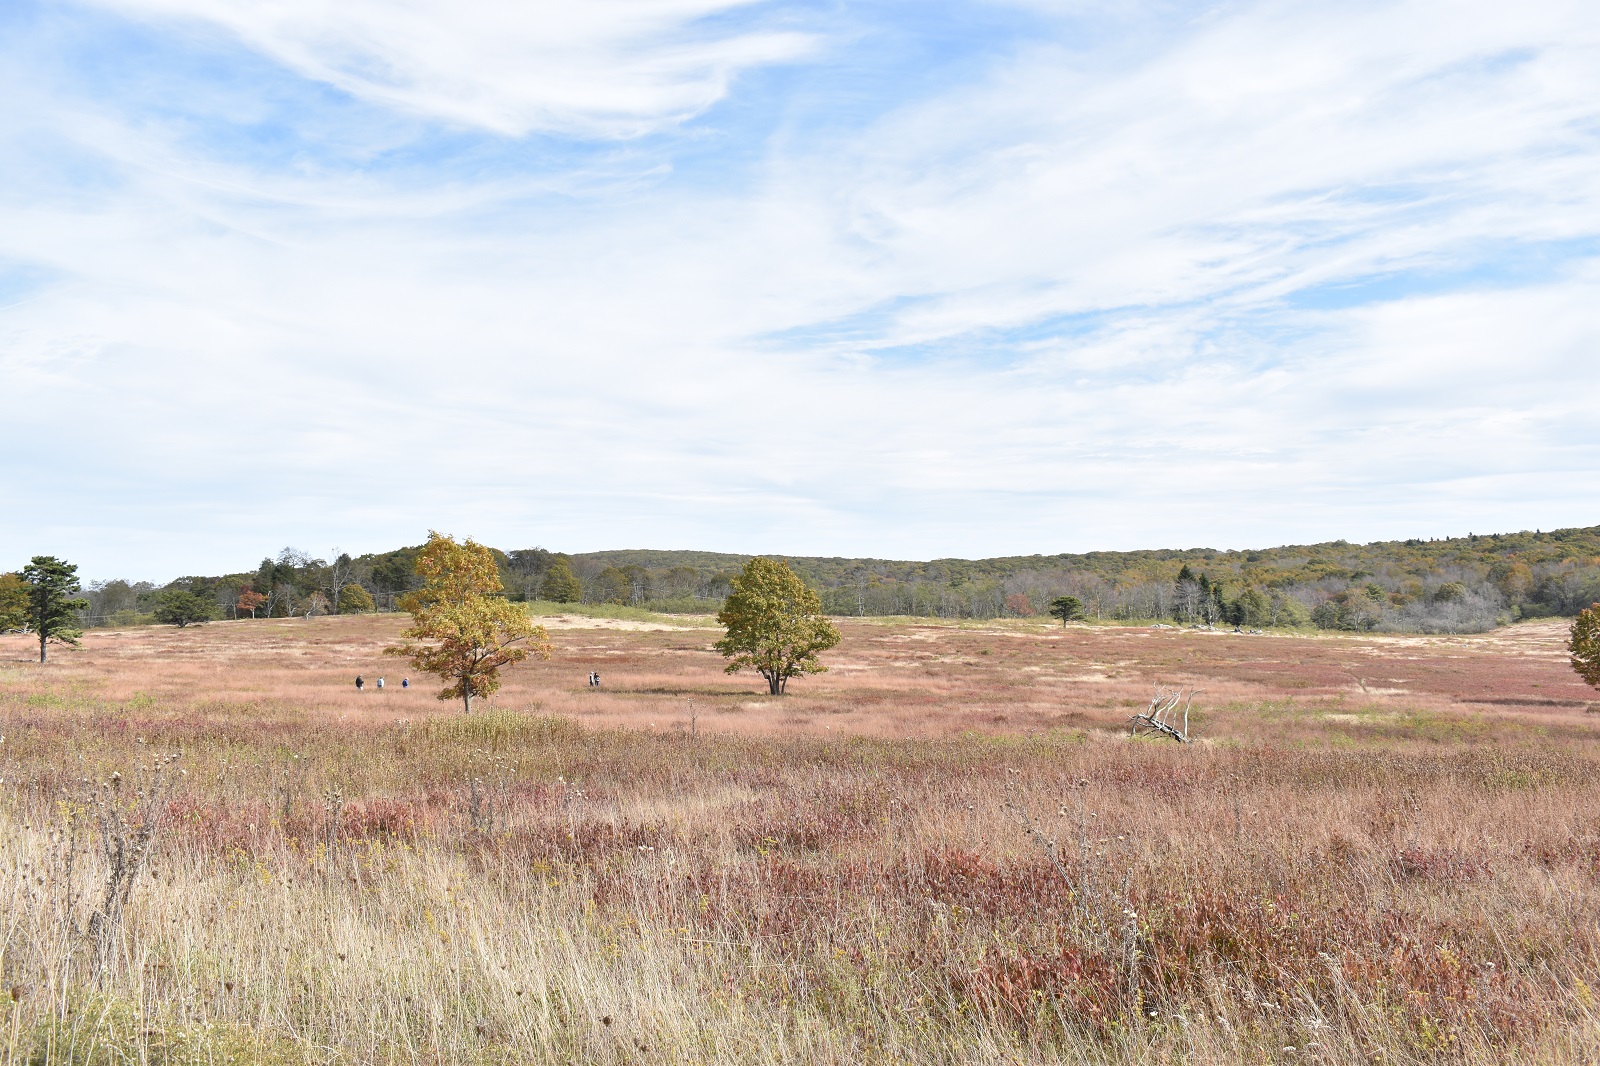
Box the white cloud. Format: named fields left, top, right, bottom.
left=3, top=0, right=1600, bottom=577
left=83, top=0, right=818, bottom=135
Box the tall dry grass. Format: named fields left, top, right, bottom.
left=2, top=690, right=1600, bottom=1064
left=4, top=616, right=1600, bottom=1064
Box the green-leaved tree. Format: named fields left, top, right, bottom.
left=1231, top=586, right=1272, bottom=628
left=539, top=559, right=583, bottom=603
left=1049, top=595, right=1085, bottom=627
left=715, top=558, right=840, bottom=695
left=338, top=583, right=376, bottom=613
left=595, top=566, right=632, bottom=605
left=153, top=589, right=218, bottom=628
left=1571, top=603, right=1600, bottom=692
left=20, top=556, right=88, bottom=662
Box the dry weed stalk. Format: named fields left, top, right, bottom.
left=1001, top=775, right=1111, bottom=947
left=38, top=755, right=177, bottom=977
left=321, top=786, right=344, bottom=854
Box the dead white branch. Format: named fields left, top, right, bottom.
left=1128, top=687, right=1199, bottom=743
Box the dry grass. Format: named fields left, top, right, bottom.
left=2, top=616, right=1599, bottom=1064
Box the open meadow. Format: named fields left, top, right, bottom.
left=2, top=614, right=1600, bottom=1064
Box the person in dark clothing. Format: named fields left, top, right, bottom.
left=355, top=675, right=364, bottom=691
left=401, top=677, right=409, bottom=689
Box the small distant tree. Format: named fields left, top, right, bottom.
left=338, top=583, right=375, bottom=613
left=1231, top=586, right=1271, bottom=627
left=371, top=550, right=419, bottom=603
left=1173, top=566, right=1202, bottom=624
left=596, top=566, right=632, bottom=605
left=386, top=532, right=552, bottom=713
left=540, top=559, right=583, bottom=603
left=1571, top=604, right=1600, bottom=691
left=1049, top=595, right=1085, bottom=627
left=20, top=556, right=88, bottom=662
left=236, top=584, right=267, bottom=618
left=153, top=589, right=218, bottom=628
left=150, top=585, right=216, bottom=627
left=715, top=558, right=840, bottom=695
left=322, top=552, right=356, bottom=613
left=0, top=572, right=28, bottom=631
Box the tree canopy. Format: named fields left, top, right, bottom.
left=338, top=583, right=375, bottom=613
left=385, top=532, right=551, bottom=713
left=1570, top=604, right=1600, bottom=691
left=0, top=573, right=28, bottom=632
left=20, top=556, right=88, bottom=662
left=236, top=584, right=267, bottom=618
left=539, top=559, right=583, bottom=603
left=153, top=589, right=218, bottom=628
left=1049, top=595, right=1084, bottom=626
left=714, top=558, right=840, bottom=695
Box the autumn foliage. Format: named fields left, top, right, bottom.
left=235, top=584, right=267, bottom=618
left=385, top=532, right=551, bottom=712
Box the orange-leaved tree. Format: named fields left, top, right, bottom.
left=385, top=532, right=551, bottom=713
left=236, top=584, right=267, bottom=619
left=1571, top=603, right=1600, bottom=692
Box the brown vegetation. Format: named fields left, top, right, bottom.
left=2, top=615, right=1598, bottom=1063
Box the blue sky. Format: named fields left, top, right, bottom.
left=3, top=0, right=1598, bottom=580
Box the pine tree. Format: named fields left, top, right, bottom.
left=20, top=556, right=88, bottom=662
left=1049, top=595, right=1085, bottom=627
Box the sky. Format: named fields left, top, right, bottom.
left=3, top=0, right=1599, bottom=581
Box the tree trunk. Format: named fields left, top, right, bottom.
left=39, top=630, right=46, bottom=663
left=463, top=689, right=472, bottom=714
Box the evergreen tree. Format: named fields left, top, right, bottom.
left=20, top=556, right=88, bottom=662
left=1049, top=595, right=1085, bottom=627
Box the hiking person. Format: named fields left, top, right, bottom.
left=377, top=676, right=385, bottom=689
left=355, top=675, right=364, bottom=691
left=401, top=677, right=409, bottom=689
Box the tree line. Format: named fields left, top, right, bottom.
left=7, top=524, right=1600, bottom=636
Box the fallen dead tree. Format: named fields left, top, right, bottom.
left=1129, top=687, right=1198, bottom=743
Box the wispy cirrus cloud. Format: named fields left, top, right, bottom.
left=1, top=0, right=1598, bottom=578
left=77, top=0, right=820, bottom=136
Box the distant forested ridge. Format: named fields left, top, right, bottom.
left=50, top=525, right=1600, bottom=636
